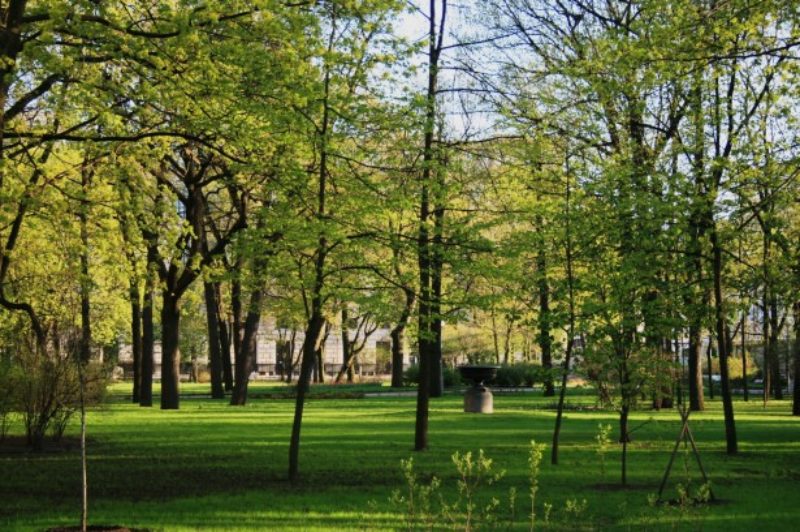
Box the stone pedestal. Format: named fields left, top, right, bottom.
left=464, top=385, right=493, bottom=414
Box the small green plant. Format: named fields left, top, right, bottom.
left=564, top=498, right=588, bottom=522
left=595, top=423, right=612, bottom=480
left=392, top=449, right=511, bottom=531
left=446, top=449, right=506, bottom=531
left=675, top=483, right=690, bottom=512
left=528, top=440, right=546, bottom=531
left=390, top=457, right=440, bottom=531
left=696, top=481, right=712, bottom=503
left=543, top=502, right=553, bottom=524
left=662, top=480, right=713, bottom=530
left=507, top=486, right=517, bottom=529
left=647, top=493, right=658, bottom=507
left=391, top=445, right=589, bottom=530
left=672, top=439, right=714, bottom=507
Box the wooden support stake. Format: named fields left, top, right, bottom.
left=657, top=405, right=714, bottom=503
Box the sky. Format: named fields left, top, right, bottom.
left=388, top=1, right=502, bottom=140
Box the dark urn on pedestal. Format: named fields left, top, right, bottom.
left=458, top=364, right=500, bottom=414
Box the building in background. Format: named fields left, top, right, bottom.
left=118, top=316, right=399, bottom=381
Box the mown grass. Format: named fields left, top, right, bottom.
left=2, top=382, right=799, bottom=530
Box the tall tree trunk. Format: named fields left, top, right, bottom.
left=551, top=335, right=574, bottom=465
left=79, top=167, right=92, bottom=364
left=414, top=298, right=432, bottom=452
left=78, top=358, right=88, bottom=532
left=618, top=361, right=633, bottom=485
left=674, top=337, right=683, bottom=406
left=139, top=241, right=157, bottom=408
left=314, top=323, right=328, bottom=384
left=653, top=338, right=673, bottom=409
left=711, top=227, right=737, bottom=454
left=288, top=30, right=333, bottom=480
left=620, top=402, right=630, bottom=486
left=288, top=311, right=325, bottom=481
left=414, top=0, right=446, bottom=452
left=762, top=292, right=771, bottom=404
left=686, top=67, right=707, bottom=412
left=769, top=297, right=783, bottom=399
left=286, top=330, right=298, bottom=384
left=537, top=223, right=554, bottom=396
left=741, top=311, right=749, bottom=401
left=664, top=340, right=674, bottom=408
left=391, top=288, right=414, bottom=387
left=231, top=289, right=263, bottom=406
left=220, top=321, right=234, bottom=391
left=204, top=281, right=225, bottom=399
left=490, top=308, right=500, bottom=363
left=707, top=339, right=714, bottom=400
left=215, top=282, right=233, bottom=391
left=287, top=182, right=325, bottom=478
left=78, top=168, right=91, bottom=531
left=130, top=280, right=142, bottom=403
left=315, top=343, right=325, bottom=383
left=430, top=191, right=444, bottom=398
left=430, top=279, right=443, bottom=397
left=784, top=335, right=790, bottom=394
left=687, top=313, right=706, bottom=410
left=231, top=274, right=243, bottom=385
left=160, top=291, right=181, bottom=410
left=337, top=308, right=353, bottom=383
left=503, top=320, right=513, bottom=365
left=793, top=301, right=800, bottom=416
left=140, top=288, right=155, bottom=407
left=391, top=328, right=405, bottom=388
left=551, top=166, right=576, bottom=465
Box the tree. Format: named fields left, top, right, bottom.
left=286, top=0, right=405, bottom=480
left=414, top=0, right=447, bottom=453
left=146, top=147, right=246, bottom=409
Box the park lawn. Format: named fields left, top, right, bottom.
left=2, top=384, right=799, bottom=531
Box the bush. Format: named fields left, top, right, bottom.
left=522, top=364, right=541, bottom=387
left=494, top=365, right=525, bottom=387
left=3, top=345, right=109, bottom=449
left=402, top=365, right=465, bottom=388
left=494, top=364, right=541, bottom=388
left=443, top=365, right=463, bottom=387
left=0, top=357, right=14, bottom=440
left=403, top=364, right=542, bottom=388
left=402, top=364, right=419, bottom=387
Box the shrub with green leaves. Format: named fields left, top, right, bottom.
left=494, top=364, right=541, bottom=388
left=0, top=357, right=14, bottom=440
left=402, top=364, right=465, bottom=388
left=389, top=442, right=584, bottom=530
left=402, top=365, right=420, bottom=387
left=595, top=423, right=612, bottom=480
left=3, top=340, right=110, bottom=449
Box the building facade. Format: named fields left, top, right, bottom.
left=118, top=317, right=399, bottom=380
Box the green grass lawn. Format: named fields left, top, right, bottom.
left=2, top=383, right=799, bottom=530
